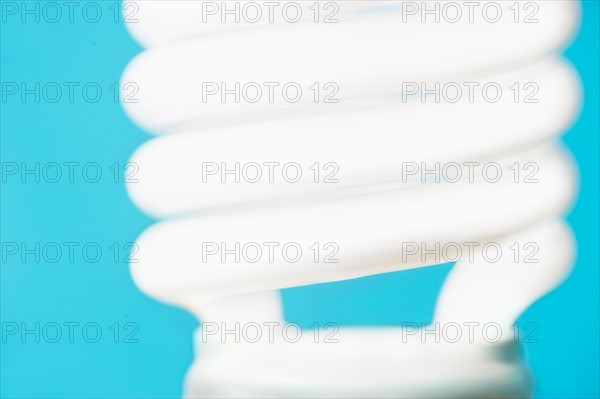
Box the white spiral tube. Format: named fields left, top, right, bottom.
left=121, top=1, right=581, bottom=397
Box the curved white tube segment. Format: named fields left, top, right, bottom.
left=121, top=1, right=581, bottom=397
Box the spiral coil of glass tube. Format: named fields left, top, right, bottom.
left=121, top=1, right=582, bottom=397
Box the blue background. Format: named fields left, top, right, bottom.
left=1, top=1, right=598, bottom=398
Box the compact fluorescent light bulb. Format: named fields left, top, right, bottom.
left=121, top=1, right=581, bottom=397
